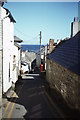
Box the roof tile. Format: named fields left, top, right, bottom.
left=47, top=31, right=80, bottom=75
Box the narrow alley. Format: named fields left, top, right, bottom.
left=2, top=72, right=62, bottom=119
left=0, top=2, right=80, bottom=120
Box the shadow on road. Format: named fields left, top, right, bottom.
left=6, top=72, right=80, bottom=119
left=6, top=72, right=59, bottom=118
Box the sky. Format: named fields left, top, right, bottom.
left=4, top=2, right=78, bottom=45
left=5, top=0, right=80, bottom=2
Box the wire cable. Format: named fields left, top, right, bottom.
left=14, top=26, right=40, bottom=43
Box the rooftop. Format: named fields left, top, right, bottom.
left=14, top=36, right=23, bottom=43
left=21, top=52, right=36, bottom=63
left=14, top=42, right=22, bottom=49
left=3, top=7, right=16, bottom=23
left=47, top=31, right=80, bottom=76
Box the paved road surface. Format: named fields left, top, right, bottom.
left=2, top=73, right=62, bottom=119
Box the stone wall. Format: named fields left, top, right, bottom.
left=46, top=58, right=80, bottom=110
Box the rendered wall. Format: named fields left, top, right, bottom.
left=2, top=7, right=14, bottom=93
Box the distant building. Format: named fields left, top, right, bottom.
left=36, top=46, right=47, bottom=70
left=36, top=48, right=44, bottom=68
left=21, top=51, right=36, bottom=73
left=71, top=17, right=80, bottom=37
left=13, top=36, right=23, bottom=83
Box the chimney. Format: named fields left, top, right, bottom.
left=74, top=17, right=78, bottom=22
left=49, top=39, right=54, bottom=53
left=71, top=17, right=80, bottom=37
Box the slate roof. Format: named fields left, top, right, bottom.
left=14, top=36, right=23, bottom=43
left=25, top=52, right=36, bottom=62
left=47, top=31, right=80, bottom=76
left=14, top=43, right=22, bottom=49
left=21, top=52, right=36, bottom=63
left=3, top=7, right=16, bottom=23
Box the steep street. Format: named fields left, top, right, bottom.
left=2, top=72, right=62, bottom=119
left=0, top=2, right=80, bottom=120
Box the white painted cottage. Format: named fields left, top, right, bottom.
left=2, top=7, right=16, bottom=93
left=13, top=36, right=23, bottom=82
left=21, top=51, right=29, bottom=73
left=21, top=51, right=36, bottom=73
left=0, top=5, right=22, bottom=94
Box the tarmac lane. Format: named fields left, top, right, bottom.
left=2, top=73, right=63, bottom=119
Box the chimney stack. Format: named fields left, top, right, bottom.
left=71, top=17, right=80, bottom=37
left=74, top=17, right=78, bottom=22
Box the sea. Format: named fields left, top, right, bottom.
left=21, top=45, right=44, bottom=52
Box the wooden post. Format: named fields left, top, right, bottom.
left=40, top=31, right=41, bottom=67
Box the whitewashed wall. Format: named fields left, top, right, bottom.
left=2, top=7, right=14, bottom=93
left=22, top=51, right=25, bottom=57
left=12, top=44, right=22, bottom=84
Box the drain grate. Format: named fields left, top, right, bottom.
left=16, top=107, right=20, bottom=110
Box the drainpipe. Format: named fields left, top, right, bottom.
left=0, top=2, right=2, bottom=119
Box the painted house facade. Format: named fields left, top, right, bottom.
left=14, top=36, right=23, bottom=76
left=0, top=5, right=22, bottom=94
left=12, top=37, right=22, bottom=84
left=21, top=51, right=36, bottom=73
left=2, top=7, right=16, bottom=93
left=46, top=31, right=80, bottom=110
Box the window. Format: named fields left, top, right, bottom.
left=13, top=55, right=16, bottom=63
